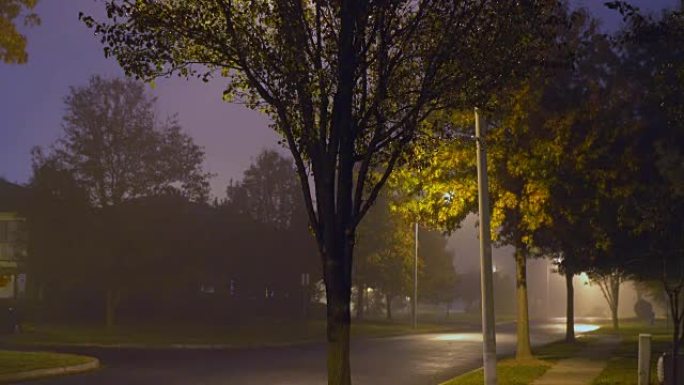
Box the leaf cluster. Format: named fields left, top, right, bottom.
left=0, top=0, right=40, bottom=64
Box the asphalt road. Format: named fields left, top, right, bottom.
left=24, top=320, right=592, bottom=385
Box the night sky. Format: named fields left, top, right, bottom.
left=0, top=0, right=678, bottom=197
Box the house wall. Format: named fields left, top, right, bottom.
left=0, top=212, right=26, bottom=300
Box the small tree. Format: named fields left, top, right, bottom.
left=226, top=149, right=304, bottom=230
left=588, top=268, right=626, bottom=331
left=356, top=192, right=413, bottom=321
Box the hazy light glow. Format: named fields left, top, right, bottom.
left=574, top=323, right=600, bottom=333
left=432, top=333, right=483, bottom=342
left=549, top=316, right=605, bottom=324
left=539, top=322, right=600, bottom=334
left=432, top=333, right=516, bottom=343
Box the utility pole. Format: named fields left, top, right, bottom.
left=475, top=107, right=498, bottom=385
left=413, top=221, right=418, bottom=329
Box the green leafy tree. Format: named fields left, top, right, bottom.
left=605, top=4, right=684, bottom=381
left=418, top=228, right=458, bottom=316
left=33, top=75, right=211, bottom=328
left=224, top=149, right=319, bottom=302
left=390, top=97, right=566, bottom=359
left=226, top=149, right=305, bottom=230
left=517, top=25, right=641, bottom=339
left=51, top=76, right=211, bottom=207
left=81, top=2, right=566, bottom=382
left=0, top=0, right=40, bottom=64
left=357, top=192, right=457, bottom=320
left=355, top=193, right=413, bottom=320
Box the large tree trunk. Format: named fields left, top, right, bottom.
left=356, top=283, right=365, bottom=320
left=326, top=290, right=351, bottom=385
left=565, top=270, right=575, bottom=343
left=321, top=229, right=354, bottom=385
left=105, top=288, right=121, bottom=329
left=385, top=294, right=392, bottom=320
left=515, top=248, right=533, bottom=359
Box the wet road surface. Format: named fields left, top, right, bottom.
left=23, top=321, right=594, bottom=385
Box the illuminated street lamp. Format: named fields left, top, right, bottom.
left=446, top=108, right=497, bottom=384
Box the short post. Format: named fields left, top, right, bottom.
left=639, top=333, right=652, bottom=385
left=301, top=273, right=310, bottom=319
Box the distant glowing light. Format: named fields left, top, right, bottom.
left=579, top=272, right=590, bottom=284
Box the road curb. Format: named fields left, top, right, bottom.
left=0, top=357, right=99, bottom=383
left=4, top=340, right=321, bottom=351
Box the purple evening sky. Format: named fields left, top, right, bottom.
left=0, top=0, right=678, bottom=198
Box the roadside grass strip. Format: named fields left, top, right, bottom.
left=0, top=350, right=98, bottom=383
left=441, top=359, right=552, bottom=385
left=441, top=338, right=590, bottom=385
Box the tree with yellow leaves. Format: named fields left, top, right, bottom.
left=0, top=0, right=40, bottom=64
left=389, top=9, right=632, bottom=359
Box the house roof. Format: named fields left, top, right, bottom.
left=0, top=179, right=26, bottom=213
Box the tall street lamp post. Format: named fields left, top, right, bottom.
left=413, top=221, right=418, bottom=329
left=475, top=107, right=498, bottom=385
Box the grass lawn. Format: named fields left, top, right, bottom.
left=0, top=350, right=93, bottom=375
left=440, top=359, right=552, bottom=385
left=441, top=337, right=591, bottom=385
left=443, top=319, right=675, bottom=385
left=592, top=321, right=673, bottom=385
left=0, top=318, right=459, bottom=348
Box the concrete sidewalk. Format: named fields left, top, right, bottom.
left=531, top=336, right=621, bottom=385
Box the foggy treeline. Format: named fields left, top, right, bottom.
left=13, top=76, right=459, bottom=328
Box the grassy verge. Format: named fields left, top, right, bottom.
left=592, top=321, right=672, bottom=385
left=441, top=337, right=591, bottom=385
left=0, top=319, right=458, bottom=348
left=0, top=350, right=93, bottom=375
